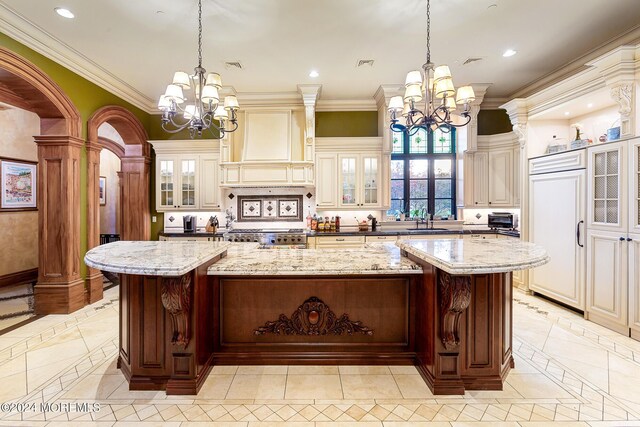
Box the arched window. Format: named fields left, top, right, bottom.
left=389, top=127, right=457, bottom=219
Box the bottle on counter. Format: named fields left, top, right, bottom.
left=335, top=215, right=340, bottom=231
left=330, top=217, right=336, bottom=232
left=306, top=213, right=312, bottom=229
left=311, top=214, right=318, bottom=231
left=318, top=219, right=325, bottom=232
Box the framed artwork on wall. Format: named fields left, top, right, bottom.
left=99, top=176, right=107, bottom=205
left=1, top=159, right=37, bottom=210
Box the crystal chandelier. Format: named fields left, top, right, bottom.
left=157, top=0, right=239, bottom=139
left=388, top=0, right=475, bottom=135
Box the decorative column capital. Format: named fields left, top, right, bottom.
left=500, top=98, right=528, bottom=147
left=297, top=85, right=321, bottom=162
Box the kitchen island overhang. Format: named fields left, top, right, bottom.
left=84, top=239, right=548, bottom=396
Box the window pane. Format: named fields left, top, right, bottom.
left=410, top=128, right=427, bottom=154
left=410, top=159, right=429, bottom=178
left=434, top=129, right=452, bottom=153
left=392, top=134, right=403, bottom=154
left=388, top=199, right=404, bottom=215
left=434, top=199, right=452, bottom=218
left=391, top=160, right=404, bottom=179
left=410, top=179, right=428, bottom=199
left=434, top=159, right=452, bottom=178
left=391, top=180, right=404, bottom=199
left=409, top=199, right=428, bottom=214
left=435, top=179, right=452, bottom=198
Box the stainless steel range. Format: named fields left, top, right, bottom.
left=223, top=228, right=307, bottom=248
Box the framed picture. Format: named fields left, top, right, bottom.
left=99, top=176, right=107, bottom=205
left=1, top=159, right=37, bottom=209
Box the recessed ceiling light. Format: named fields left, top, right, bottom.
left=503, top=49, right=517, bottom=58
left=54, top=7, right=74, bottom=19
left=587, top=103, right=593, bottom=108
left=309, top=70, right=319, bottom=78
left=564, top=112, right=570, bottom=116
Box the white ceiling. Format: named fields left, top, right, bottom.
left=1, top=0, right=640, bottom=111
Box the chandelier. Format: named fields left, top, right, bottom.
left=388, top=0, right=475, bottom=135
left=157, top=0, right=239, bottom=139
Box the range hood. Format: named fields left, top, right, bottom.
left=220, top=109, right=314, bottom=187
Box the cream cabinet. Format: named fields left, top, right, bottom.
left=585, top=229, right=628, bottom=334
left=151, top=140, right=222, bottom=212
left=365, top=235, right=397, bottom=243
left=587, top=141, right=627, bottom=233
left=466, top=133, right=519, bottom=208
left=338, top=154, right=381, bottom=208
left=315, top=235, right=366, bottom=248
left=315, top=153, right=338, bottom=208
left=629, top=233, right=640, bottom=340
left=398, top=234, right=460, bottom=240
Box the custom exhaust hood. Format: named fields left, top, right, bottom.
left=219, top=108, right=315, bottom=187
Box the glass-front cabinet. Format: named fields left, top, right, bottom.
left=338, top=153, right=380, bottom=208
left=155, top=155, right=199, bottom=211
left=587, top=142, right=626, bottom=232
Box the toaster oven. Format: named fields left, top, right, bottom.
left=487, top=212, right=518, bottom=230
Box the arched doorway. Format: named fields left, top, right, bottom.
left=0, top=47, right=84, bottom=314
left=86, top=106, right=150, bottom=303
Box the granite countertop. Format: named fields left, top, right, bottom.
left=207, top=242, right=423, bottom=276
left=396, top=238, right=549, bottom=275
left=308, top=228, right=520, bottom=238
left=84, top=241, right=231, bottom=276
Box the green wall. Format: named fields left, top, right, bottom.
left=0, top=32, right=160, bottom=276
left=478, top=109, right=513, bottom=135
left=316, top=111, right=378, bottom=137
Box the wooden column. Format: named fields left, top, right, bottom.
left=85, top=140, right=103, bottom=303
left=34, top=135, right=85, bottom=314
left=119, top=156, right=150, bottom=241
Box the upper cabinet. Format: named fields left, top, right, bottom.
left=465, top=133, right=519, bottom=208
left=150, top=140, right=222, bottom=212
left=315, top=137, right=386, bottom=210
left=587, top=141, right=627, bottom=232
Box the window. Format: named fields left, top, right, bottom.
left=389, top=127, right=456, bottom=219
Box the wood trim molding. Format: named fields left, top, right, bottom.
left=0, top=47, right=81, bottom=137
left=0, top=268, right=37, bottom=288
left=97, top=136, right=126, bottom=158
left=88, top=105, right=150, bottom=157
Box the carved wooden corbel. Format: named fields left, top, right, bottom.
left=161, top=274, right=192, bottom=347
left=439, top=271, right=472, bottom=350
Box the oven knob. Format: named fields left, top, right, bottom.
left=283, top=238, right=288, bottom=242
left=297, top=238, right=301, bottom=242
left=277, top=238, right=281, bottom=242
left=254, top=239, right=258, bottom=242
left=234, top=238, right=238, bottom=242
left=270, top=239, right=275, bottom=244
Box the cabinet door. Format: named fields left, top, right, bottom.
left=588, top=142, right=626, bottom=232
left=178, top=158, right=198, bottom=209
left=338, top=155, right=358, bottom=207
left=629, top=233, right=640, bottom=337
left=488, top=149, right=512, bottom=206
left=472, top=151, right=489, bottom=206
left=630, top=138, right=640, bottom=233
left=586, top=229, right=628, bottom=333
left=512, top=146, right=521, bottom=207
left=315, top=153, right=338, bottom=208
left=529, top=169, right=586, bottom=310
left=200, top=155, right=221, bottom=209
left=156, top=157, right=177, bottom=210
left=361, top=155, right=380, bottom=207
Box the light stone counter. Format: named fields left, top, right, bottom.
left=84, top=241, right=230, bottom=276
left=207, top=242, right=423, bottom=275
left=396, top=238, right=549, bottom=275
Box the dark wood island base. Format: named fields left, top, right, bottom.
left=117, top=258, right=513, bottom=396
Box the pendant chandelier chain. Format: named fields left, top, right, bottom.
left=197, top=0, right=203, bottom=68
left=425, top=0, right=431, bottom=64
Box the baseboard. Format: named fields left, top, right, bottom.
left=0, top=268, right=38, bottom=288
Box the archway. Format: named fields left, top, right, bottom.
left=0, top=47, right=84, bottom=314
left=86, top=105, right=150, bottom=303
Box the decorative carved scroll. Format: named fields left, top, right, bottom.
left=254, top=296, right=373, bottom=336
left=161, top=274, right=192, bottom=347
left=439, top=272, right=472, bottom=350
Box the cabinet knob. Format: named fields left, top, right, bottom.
left=627, top=237, right=632, bottom=242
left=489, top=202, right=492, bottom=205
left=620, top=237, right=626, bottom=241
left=475, top=202, right=478, bottom=205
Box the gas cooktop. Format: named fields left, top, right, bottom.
left=227, top=228, right=304, bottom=233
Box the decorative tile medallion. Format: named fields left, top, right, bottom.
left=237, top=195, right=303, bottom=222
left=241, top=200, right=262, bottom=217
left=278, top=199, right=299, bottom=217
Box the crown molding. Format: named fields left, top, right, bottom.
left=480, top=97, right=509, bottom=110
left=316, top=99, right=377, bottom=111
left=0, top=3, right=155, bottom=112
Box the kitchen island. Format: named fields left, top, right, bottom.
left=85, top=238, right=548, bottom=395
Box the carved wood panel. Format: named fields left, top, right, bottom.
left=161, top=274, right=192, bottom=347
left=254, top=296, right=374, bottom=336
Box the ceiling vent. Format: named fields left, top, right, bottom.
left=356, top=59, right=375, bottom=67
left=462, top=57, right=484, bottom=65
left=224, top=61, right=243, bottom=70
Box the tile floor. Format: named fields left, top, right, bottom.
left=0, top=286, right=639, bottom=426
